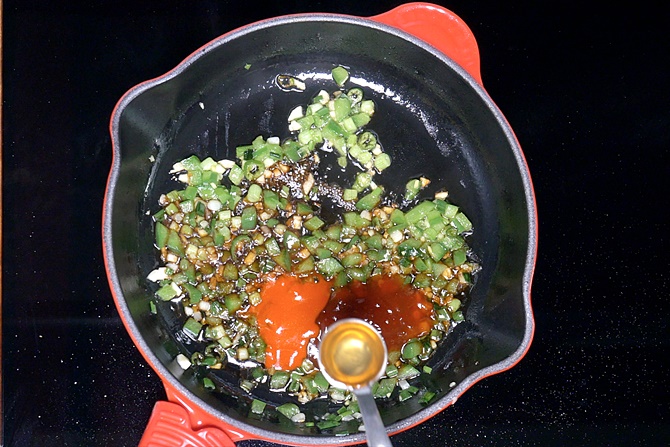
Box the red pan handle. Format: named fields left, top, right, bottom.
left=370, top=2, right=483, bottom=86
left=139, top=401, right=235, bottom=447
left=139, top=4, right=481, bottom=445
left=140, top=382, right=252, bottom=446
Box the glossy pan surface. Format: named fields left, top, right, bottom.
left=104, top=5, right=536, bottom=446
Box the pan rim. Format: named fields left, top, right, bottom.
left=104, top=10, right=537, bottom=446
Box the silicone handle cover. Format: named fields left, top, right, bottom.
left=372, top=2, right=482, bottom=86
left=140, top=3, right=482, bottom=446
left=139, top=401, right=235, bottom=447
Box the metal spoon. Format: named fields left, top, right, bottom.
left=318, top=318, right=393, bottom=447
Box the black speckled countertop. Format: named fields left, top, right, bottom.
left=3, top=1, right=668, bottom=446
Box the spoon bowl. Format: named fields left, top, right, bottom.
left=318, top=318, right=393, bottom=447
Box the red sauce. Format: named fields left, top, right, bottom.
left=317, top=275, right=434, bottom=353
left=252, top=274, right=332, bottom=371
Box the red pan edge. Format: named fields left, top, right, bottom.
left=102, top=3, right=537, bottom=446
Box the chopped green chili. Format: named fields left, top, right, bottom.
left=331, top=66, right=349, bottom=86
left=250, top=399, right=266, bottom=414
left=277, top=403, right=300, bottom=419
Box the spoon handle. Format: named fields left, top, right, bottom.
left=354, top=387, right=393, bottom=447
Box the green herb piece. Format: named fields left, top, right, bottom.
left=333, top=95, right=351, bottom=122
left=228, top=164, right=243, bottom=185
left=360, top=99, right=375, bottom=115
left=246, top=184, right=262, bottom=203
left=250, top=399, right=266, bottom=414
left=317, top=257, right=344, bottom=276
left=397, top=364, right=421, bottom=380
left=241, top=206, right=258, bottom=230
left=313, top=372, right=330, bottom=393
left=295, top=256, right=315, bottom=274
left=304, top=216, right=325, bottom=231
left=374, top=153, right=391, bottom=172
left=453, top=212, right=473, bottom=233
left=341, top=252, right=363, bottom=267
left=273, top=249, right=292, bottom=272
left=401, top=339, right=423, bottom=359
left=419, top=391, right=436, bottom=404
left=316, top=419, right=340, bottom=430
left=399, top=389, right=414, bottom=402
left=404, top=178, right=422, bottom=201
left=270, top=371, right=290, bottom=390
left=448, top=298, right=461, bottom=313
left=277, top=403, right=300, bottom=419
left=331, top=66, right=349, bottom=86
left=155, top=222, right=169, bottom=248
left=373, top=378, right=397, bottom=399
left=156, top=282, right=180, bottom=301
left=183, top=317, right=202, bottom=338
left=452, top=248, right=467, bottom=266
left=355, top=186, right=384, bottom=211
left=343, top=212, right=370, bottom=229
left=224, top=294, right=242, bottom=313
left=342, top=189, right=358, bottom=201
left=166, top=230, right=184, bottom=256
left=183, top=283, right=202, bottom=304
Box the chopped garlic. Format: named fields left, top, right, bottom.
left=316, top=89, right=329, bottom=104
left=390, top=230, right=404, bottom=243
left=176, top=354, right=192, bottom=370
left=211, top=163, right=225, bottom=174
left=147, top=267, right=168, bottom=282
left=207, top=199, right=222, bottom=211
left=168, top=282, right=181, bottom=297
left=218, top=159, right=236, bottom=169
left=198, top=300, right=211, bottom=312
left=287, top=106, right=304, bottom=122
left=291, top=413, right=306, bottom=423
left=237, top=347, right=249, bottom=361
left=303, top=173, right=315, bottom=195
left=170, top=161, right=185, bottom=173
left=293, top=79, right=306, bottom=91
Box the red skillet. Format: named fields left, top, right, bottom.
left=103, top=3, right=537, bottom=446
